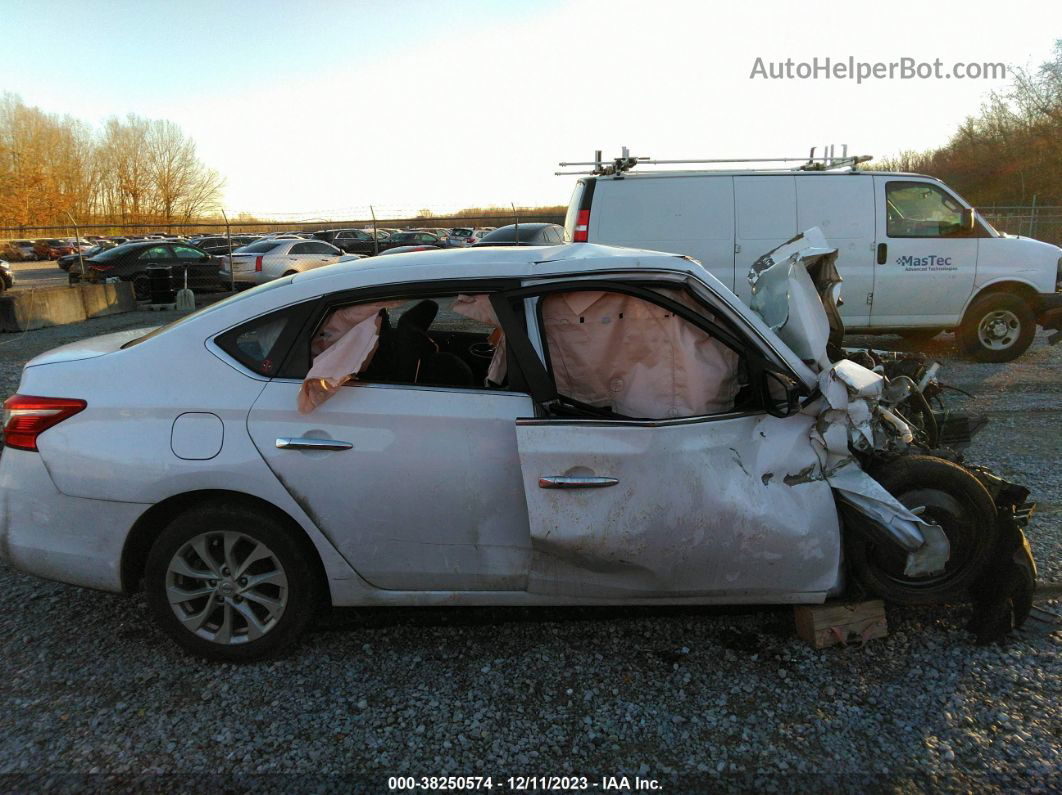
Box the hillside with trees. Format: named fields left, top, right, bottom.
left=876, top=41, right=1061, bottom=208
left=0, top=94, right=223, bottom=229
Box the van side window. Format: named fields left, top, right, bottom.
left=886, top=181, right=971, bottom=238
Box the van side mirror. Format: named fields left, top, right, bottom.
left=961, top=207, right=976, bottom=231
left=760, top=369, right=803, bottom=418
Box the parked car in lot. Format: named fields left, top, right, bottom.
left=446, top=227, right=479, bottom=247
left=77, top=241, right=226, bottom=298
left=379, top=230, right=445, bottom=251
left=224, top=238, right=344, bottom=286
left=8, top=240, right=39, bottom=260
left=564, top=155, right=1062, bottom=361
left=57, top=242, right=117, bottom=271
left=376, top=244, right=440, bottom=256
left=312, top=229, right=379, bottom=256
left=33, top=238, right=76, bottom=260
left=472, top=223, right=565, bottom=246
left=0, top=233, right=1037, bottom=660
left=189, top=236, right=261, bottom=256
left=0, top=259, right=12, bottom=293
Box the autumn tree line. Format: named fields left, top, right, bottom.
left=877, top=41, right=1061, bottom=208
left=0, top=93, right=223, bottom=230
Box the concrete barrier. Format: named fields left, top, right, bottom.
left=0, top=282, right=137, bottom=332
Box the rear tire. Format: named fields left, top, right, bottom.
left=145, top=503, right=322, bottom=662
left=845, top=455, right=999, bottom=605
left=957, top=292, right=1035, bottom=363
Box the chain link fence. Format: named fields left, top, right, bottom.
left=980, top=206, right=1062, bottom=245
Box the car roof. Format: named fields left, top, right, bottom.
left=294, top=243, right=689, bottom=286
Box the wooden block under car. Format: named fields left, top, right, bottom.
left=794, top=600, right=888, bottom=649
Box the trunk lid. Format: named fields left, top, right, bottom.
left=25, top=328, right=158, bottom=367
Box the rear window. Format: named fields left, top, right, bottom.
left=237, top=241, right=284, bottom=254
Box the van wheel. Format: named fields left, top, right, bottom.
left=845, top=456, right=998, bottom=605
left=958, top=292, right=1035, bottom=362
left=144, top=504, right=322, bottom=662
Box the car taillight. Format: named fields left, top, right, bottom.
left=89, top=265, right=113, bottom=271
left=255, top=256, right=263, bottom=272
left=573, top=209, right=590, bottom=242
left=2, top=395, right=86, bottom=452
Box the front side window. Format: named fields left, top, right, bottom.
left=535, top=288, right=745, bottom=420
left=886, top=181, right=971, bottom=238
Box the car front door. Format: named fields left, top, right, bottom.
left=871, top=177, right=981, bottom=328
left=496, top=280, right=842, bottom=600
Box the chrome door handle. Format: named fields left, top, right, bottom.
left=538, top=476, right=618, bottom=489
left=275, top=437, right=353, bottom=451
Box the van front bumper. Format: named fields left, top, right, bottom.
left=1036, top=292, right=1062, bottom=344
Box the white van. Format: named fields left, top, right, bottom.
left=563, top=161, right=1062, bottom=361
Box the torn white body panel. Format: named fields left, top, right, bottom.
left=749, top=228, right=950, bottom=576
left=515, top=413, right=842, bottom=599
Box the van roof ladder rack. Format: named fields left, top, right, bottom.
left=556, top=145, right=873, bottom=176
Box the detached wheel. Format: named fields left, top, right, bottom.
left=846, top=455, right=998, bottom=605
left=958, top=292, right=1035, bottom=362
left=145, top=504, right=322, bottom=661
left=132, top=273, right=151, bottom=300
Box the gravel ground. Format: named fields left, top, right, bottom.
left=0, top=315, right=1058, bottom=792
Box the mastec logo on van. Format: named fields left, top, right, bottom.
left=895, top=254, right=957, bottom=271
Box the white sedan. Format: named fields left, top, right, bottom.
left=224, top=238, right=346, bottom=286
left=0, top=238, right=1036, bottom=660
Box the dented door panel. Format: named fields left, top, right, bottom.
left=515, top=413, right=842, bottom=599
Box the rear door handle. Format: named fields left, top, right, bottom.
left=538, top=476, right=619, bottom=489
left=276, top=437, right=352, bottom=451
left=876, top=243, right=888, bottom=265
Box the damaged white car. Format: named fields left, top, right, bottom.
left=0, top=233, right=1038, bottom=660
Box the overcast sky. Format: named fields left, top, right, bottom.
left=3, top=0, right=1059, bottom=219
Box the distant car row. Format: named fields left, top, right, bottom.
left=33, top=223, right=564, bottom=297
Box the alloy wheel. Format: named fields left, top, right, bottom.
left=165, top=531, right=289, bottom=645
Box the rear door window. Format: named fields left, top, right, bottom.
left=215, top=302, right=315, bottom=377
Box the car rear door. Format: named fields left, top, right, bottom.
left=244, top=288, right=536, bottom=591
left=494, top=280, right=841, bottom=600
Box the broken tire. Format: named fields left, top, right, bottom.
left=846, top=455, right=999, bottom=605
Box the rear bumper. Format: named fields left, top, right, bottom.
left=0, top=447, right=148, bottom=593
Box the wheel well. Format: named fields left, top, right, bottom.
left=120, top=490, right=328, bottom=595
left=965, top=281, right=1037, bottom=318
